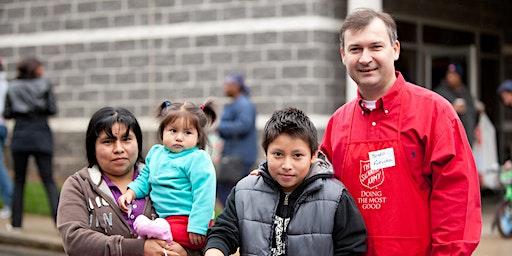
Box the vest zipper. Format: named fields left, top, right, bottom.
left=284, top=193, right=289, bottom=206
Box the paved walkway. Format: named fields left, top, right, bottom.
left=0, top=193, right=510, bottom=256
left=473, top=192, right=512, bottom=256
left=0, top=214, right=63, bottom=254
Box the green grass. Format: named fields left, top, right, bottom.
left=0, top=181, right=52, bottom=216
left=23, top=181, right=52, bottom=216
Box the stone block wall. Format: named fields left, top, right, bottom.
left=0, top=0, right=347, bottom=181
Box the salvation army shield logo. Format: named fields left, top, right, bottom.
left=359, top=160, right=384, bottom=189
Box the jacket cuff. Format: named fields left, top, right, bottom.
left=122, top=238, right=145, bottom=256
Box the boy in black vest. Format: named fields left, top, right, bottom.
left=205, top=108, right=367, bottom=256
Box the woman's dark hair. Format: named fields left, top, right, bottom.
left=157, top=99, right=217, bottom=150
left=16, top=57, right=43, bottom=79
left=262, top=107, right=318, bottom=155
left=86, top=107, right=144, bottom=168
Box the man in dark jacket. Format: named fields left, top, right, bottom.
left=216, top=73, right=258, bottom=206
left=434, top=63, right=477, bottom=145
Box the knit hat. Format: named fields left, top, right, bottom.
left=224, top=73, right=250, bottom=95
left=447, top=63, right=464, bottom=76
left=497, top=80, right=512, bottom=94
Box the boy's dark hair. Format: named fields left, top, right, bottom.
left=157, top=99, right=217, bottom=150
left=86, top=107, right=144, bottom=168
left=262, top=107, right=318, bottom=155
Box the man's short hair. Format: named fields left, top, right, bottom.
left=262, top=107, right=318, bottom=155
left=339, top=8, right=397, bottom=48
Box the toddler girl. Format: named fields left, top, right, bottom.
left=119, top=99, right=217, bottom=250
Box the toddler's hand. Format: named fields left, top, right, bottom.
left=188, top=232, right=206, bottom=246
left=249, top=169, right=260, bottom=176
left=118, top=190, right=135, bottom=212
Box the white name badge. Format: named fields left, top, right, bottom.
left=368, top=147, right=396, bottom=170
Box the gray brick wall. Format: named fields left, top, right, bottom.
left=0, top=32, right=345, bottom=118
left=0, top=0, right=346, bottom=35
left=53, top=130, right=162, bottom=182
left=0, top=0, right=348, bottom=181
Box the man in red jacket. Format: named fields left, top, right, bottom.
left=320, top=8, right=481, bottom=255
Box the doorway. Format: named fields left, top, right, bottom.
left=424, top=45, right=503, bottom=162
left=424, top=45, right=477, bottom=97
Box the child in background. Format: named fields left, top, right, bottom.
left=204, top=108, right=367, bottom=256
left=119, top=100, right=217, bottom=250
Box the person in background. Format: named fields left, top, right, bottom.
left=0, top=58, right=13, bottom=219
left=57, top=106, right=196, bottom=256
left=497, top=79, right=512, bottom=164
left=118, top=100, right=217, bottom=251
left=3, top=57, right=59, bottom=228
left=205, top=108, right=367, bottom=256
left=498, top=79, right=512, bottom=107
left=434, top=63, right=477, bottom=145
left=216, top=73, right=257, bottom=206
left=320, top=9, right=481, bottom=255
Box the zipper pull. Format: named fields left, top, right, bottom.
left=283, top=193, right=290, bottom=206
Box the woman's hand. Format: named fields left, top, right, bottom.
left=144, top=239, right=180, bottom=256
left=118, top=189, right=135, bottom=212
left=188, top=232, right=206, bottom=246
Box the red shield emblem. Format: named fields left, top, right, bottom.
left=359, top=160, right=384, bottom=189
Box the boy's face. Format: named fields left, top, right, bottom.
left=266, top=134, right=316, bottom=193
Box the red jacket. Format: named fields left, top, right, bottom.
left=321, top=73, right=481, bottom=255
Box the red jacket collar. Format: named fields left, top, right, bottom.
left=357, top=72, right=405, bottom=112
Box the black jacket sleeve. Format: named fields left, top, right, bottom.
left=333, top=190, right=367, bottom=256
left=204, top=188, right=240, bottom=255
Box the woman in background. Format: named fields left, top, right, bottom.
left=3, top=57, right=59, bottom=228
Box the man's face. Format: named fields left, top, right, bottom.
left=266, top=134, right=315, bottom=193
left=223, top=81, right=239, bottom=98
left=446, top=71, right=463, bottom=88
left=341, top=18, right=400, bottom=98
left=501, top=91, right=512, bottom=107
